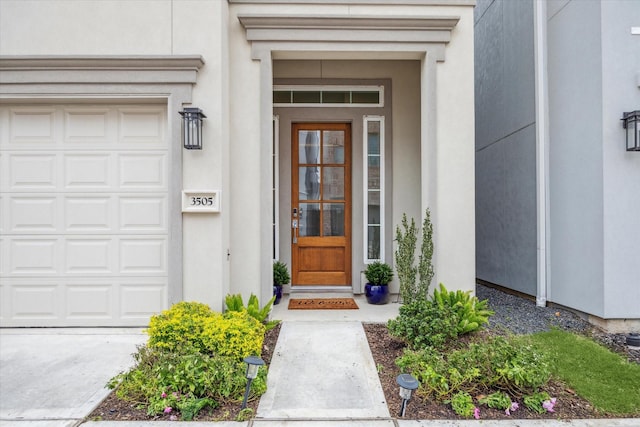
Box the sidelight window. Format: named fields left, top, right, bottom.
left=364, top=116, right=385, bottom=263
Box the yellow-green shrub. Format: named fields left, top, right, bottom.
left=201, top=311, right=265, bottom=360
left=146, top=301, right=265, bottom=360
left=147, top=301, right=216, bottom=353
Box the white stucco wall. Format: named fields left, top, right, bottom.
left=0, top=0, right=229, bottom=311
left=1, top=0, right=477, bottom=316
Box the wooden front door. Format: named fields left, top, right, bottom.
left=291, top=123, right=351, bottom=286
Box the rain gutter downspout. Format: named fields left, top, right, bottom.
left=534, top=0, right=550, bottom=307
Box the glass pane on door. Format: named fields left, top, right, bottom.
left=299, top=166, right=320, bottom=200
left=323, top=131, right=345, bottom=164
left=323, top=203, right=345, bottom=236
left=323, top=167, right=344, bottom=200
left=299, top=203, right=321, bottom=237
left=299, top=130, right=320, bottom=164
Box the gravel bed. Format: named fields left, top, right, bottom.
left=477, top=284, right=640, bottom=365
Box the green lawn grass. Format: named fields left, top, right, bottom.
left=531, top=329, right=640, bottom=416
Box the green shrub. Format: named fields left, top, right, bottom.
left=388, top=298, right=459, bottom=350
left=524, top=391, right=551, bottom=414
left=478, top=391, right=512, bottom=411
left=397, top=348, right=481, bottom=400
left=109, top=346, right=267, bottom=419
left=225, top=293, right=279, bottom=331
left=395, top=209, right=436, bottom=303
left=364, top=261, right=394, bottom=285
left=146, top=302, right=265, bottom=360
left=273, top=261, right=290, bottom=285
left=450, top=391, right=476, bottom=418
left=432, top=283, right=493, bottom=334
left=396, top=335, right=551, bottom=402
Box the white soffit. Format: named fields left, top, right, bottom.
left=237, top=15, right=460, bottom=44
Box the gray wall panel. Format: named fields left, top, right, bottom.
left=547, top=0, right=604, bottom=315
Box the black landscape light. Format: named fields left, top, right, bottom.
left=179, top=107, right=206, bottom=150
left=396, top=373, right=419, bottom=417
left=621, top=110, right=640, bottom=152
left=241, top=356, right=265, bottom=409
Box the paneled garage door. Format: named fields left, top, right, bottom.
left=0, top=104, right=169, bottom=326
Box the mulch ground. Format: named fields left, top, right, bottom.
left=90, top=321, right=629, bottom=422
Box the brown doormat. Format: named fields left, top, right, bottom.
left=288, top=298, right=359, bottom=310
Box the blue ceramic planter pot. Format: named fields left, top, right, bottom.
left=365, top=283, right=390, bottom=305
left=273, top=285, right=283, bottom=305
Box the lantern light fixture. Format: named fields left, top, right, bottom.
left=241, top=356, right=265, bottom=409
left=179, top=107, right=206, bottom=150
left=396, top=373, right=419, bottom=417
left=621, top=110, right=640, bottom=152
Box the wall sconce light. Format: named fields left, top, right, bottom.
left=179, top=107, right=206, bottom=150
left=396, top=373, right=419, bottom=417
left=621, top=111, right=640, bottom=152
left=241, top=356, right=265, bottom=409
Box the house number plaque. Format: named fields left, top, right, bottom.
left=182, top=190, right=221, bottom=213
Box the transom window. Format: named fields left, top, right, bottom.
left=274, top=85, right=384, bottom=107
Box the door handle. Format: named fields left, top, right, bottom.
left=292, top=219, right=298, bottom=244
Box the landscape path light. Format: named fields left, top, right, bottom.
left=396, top=373, right=419, bottom=417
left=241, top=355, right=265, bottom=409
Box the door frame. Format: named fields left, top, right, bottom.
left=291, top=122, right=352, bottom=286
left=273, top=78, right=393, bottom=292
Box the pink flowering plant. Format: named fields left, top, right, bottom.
left=524, top=391, right=558, bottom=414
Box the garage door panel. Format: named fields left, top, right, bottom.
left=119, top=196, right=167, bottom=231
left=1, top=104, right=169, bottom=326
left=119, top=238, right=166, bottom=274
left=120, top=282, right=167, bottom=318
left=10, top=282, right=60, bottom=320
left=66, top=284, right=113, bottom=320
left=9, top=153, right=58, bottom=190
left=65, top=196, right=112, bottom=231
left=9, top=196, right=58, bottom=232
left=118, top=153, right=167, bottom=189
left=64, top=108, right=111, bottom=143
left=10, top=238, right=60, bottom=275
left=9, top=108, right=58, bottom=144
left=119, top=109, right=165, bottom=144
left=65, top=238, right=113, bottom=274
left=64, top=153, right=112, bottom=189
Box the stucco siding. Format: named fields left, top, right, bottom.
left=474, top=0, right=537, bottom=296
left=547, top=0, right=604, bottom=315
left=600, top=0, right=640, bottom=318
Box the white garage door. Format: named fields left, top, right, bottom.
left=0, top=104, right=169, bottom=326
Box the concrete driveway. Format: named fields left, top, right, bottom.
left=0, top=328, right=146, bottom=427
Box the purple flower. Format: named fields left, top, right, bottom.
left=161, top=392, right=167, bottom=398
left=164, top=406, right=172, bottom=414
left=505, top=401, right=519, bottom=416
left=473, top=407, right=481, bottom=419
left=542, top=397, right=557, bottom=413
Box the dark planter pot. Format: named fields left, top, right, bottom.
left=273, top=285, right=283, bottom=305
left=365, top=283, right=390, bottom=305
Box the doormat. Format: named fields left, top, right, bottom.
left=288, top=298, right=359, bottom=310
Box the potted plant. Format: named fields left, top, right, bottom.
left=364, top=261, right=393, bottom=304
left=273, top=260, right=290, bottom=305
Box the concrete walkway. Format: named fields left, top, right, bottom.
left=256, top=321, right=388, bottom=419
